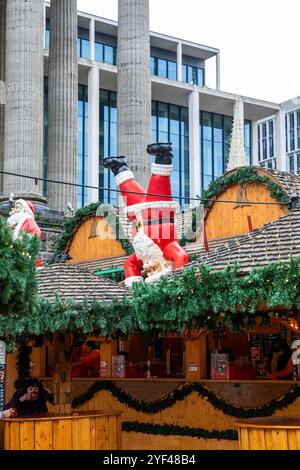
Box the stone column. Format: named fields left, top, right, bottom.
left=3, top=0, right=44, bottom=199
left=117, top=0, right=151, bottom=189
left=47, top=0, right=78, bottom=212
left=0, top=0, right=6, bottom=193
left=189, top=90, right=200, bottom=205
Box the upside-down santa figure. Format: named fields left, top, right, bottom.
left=104, top=143, right=189, bottom=287
left=7, top=199, right=42, bottom=266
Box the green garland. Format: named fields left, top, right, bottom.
left=122, top=421, right=238, bottom=441
left=132, top=258, right=300, bottom=334
left=202, top=167, right=290, bottom=208
left=1, top=259, right=300, bottom=348
left=0, top=296, right=135, bottom=349
left=70, top=380, right=300, bottom=419
left=53, top=202, right=133, bottom=258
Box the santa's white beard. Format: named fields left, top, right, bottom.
left=7, top=210, right=33, bottom=239
left=7, top=212, right=21, bottom=227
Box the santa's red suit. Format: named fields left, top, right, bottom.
left=7, top=199, right=42, bottom=266
left=104, top=143, right=189, bottom=287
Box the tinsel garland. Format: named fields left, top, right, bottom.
left=122, top=421, right=238, bottom=441
left=0, top=296, right=136, bottom=349
left=53, top=202, right=133, bottom=259
left=202, top=167, right=290, bottom=208
left=1, top=259, right=300, bottom=347
left=132, top=259, right=300, bottom=333
left=70, top=380, right=300, bottom=419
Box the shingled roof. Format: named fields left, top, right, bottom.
left=185, top=210, right=300, bottom=273
left=267, top=168, right=300, bottom=195
left=37, top=263, right=129, bottom=303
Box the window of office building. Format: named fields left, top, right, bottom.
left=95, top=43, right=117, bottom=65
left=77, top=37, right=90, bottom=60
left=289, top=154, right=295, bottom=174
left=288, top=152, right=300, bottom=175
left=262, top=123, right=267, bottom=159
left=152, top=101, right=189, bottom=205
left=257, top=118, right=276, bottom=170
left=78, top=85, right=89, bottom=207
left=150, top=56, right=177, bottom=81
left=268, top=120, right=274, bottom=158
left=45, top=25, right=117, bottom=65
left=45, top=28, right=50, bottom=49
left=201, top=112, right=251, bottom=189
left=182, top=64, right=204, bottom=86
left=285, top=109, right=300, bottom=174
left=43, top=82, right=89, bottom=208
left=285, top=115, right=288, bottom=153
left=99, top=90, right=117, bottom=205
left=297, top=111, right=300, bottom=150
left=289, top=113, right=295, bottom=151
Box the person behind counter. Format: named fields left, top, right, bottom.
left=3, top=378, right=48, bottom=416
left=72, top=341, right=100, bottom=377
left=267, top=338, right=293, bottom=380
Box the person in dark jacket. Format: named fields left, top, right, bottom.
left=4, top=378, right=48, bottom=416
left=267, top=338, right=293, bottom=380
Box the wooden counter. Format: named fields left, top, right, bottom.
left=4, top=410, right=122, bottom=450
left=236, top=416, right=300, bottom=450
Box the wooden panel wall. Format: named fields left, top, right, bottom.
left=67, top=217, right=126, bottom=262
left=202, top=183, right=287, bottom=241
left=4, top=414, right=121, bottom=450
left=45, top=387, right=300, bottom=451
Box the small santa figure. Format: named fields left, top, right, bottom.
left=7, top=199, right=42, bottom=267
left=104, top=143, right=189, bottom=287
left=7, top=199, right=42, bottom=240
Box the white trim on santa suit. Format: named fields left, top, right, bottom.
left=124, top=276, right=144, bottom=288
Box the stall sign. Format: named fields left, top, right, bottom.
left=112, top=355, right=125, bottom=378
left=210, top=353, right=229, bottom=380
left=188, top=362, right=198, bottom=372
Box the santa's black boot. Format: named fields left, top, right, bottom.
left=103, top=156, right=129, bottom=176
left=146, top=142, right=173, bottom=165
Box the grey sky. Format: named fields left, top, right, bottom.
left=77, top=0, right=299, bottom=104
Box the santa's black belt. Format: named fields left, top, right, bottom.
left=141, top=216, right=175, bottom=226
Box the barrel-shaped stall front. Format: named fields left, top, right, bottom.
left=4, top=410, right=122, bottom=450
left=236, top=416, right=300, bottom=450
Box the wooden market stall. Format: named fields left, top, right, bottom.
left=3, top=166, right=300, bottom=451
